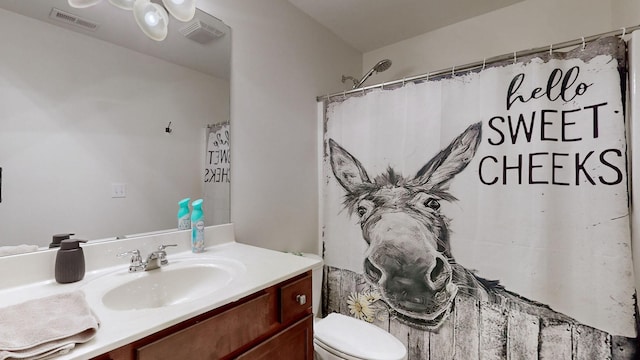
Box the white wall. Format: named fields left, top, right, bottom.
left=613, top=0, right=640, bottom=30
left=364, top=0, right=639, bottom=83
left=0, top=9, right=229, bottom=247
left=198, top=0, right=361, bottom=253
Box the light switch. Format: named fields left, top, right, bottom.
left=111, top=183, right=126, bottom=198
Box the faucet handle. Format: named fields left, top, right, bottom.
left=117, top=249, right=141, bottom=260
left=117, top=249, right=143, bottom=265
left=117, top=249, right=144, bottom=272
left=156, top=244, right=177, bottom=265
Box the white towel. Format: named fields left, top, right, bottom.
left=0, top=291, right=100, bottom=360
left=0, top=245, right=39, bottom=257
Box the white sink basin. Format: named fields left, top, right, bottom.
left=84, top=257, right=245, bottom=311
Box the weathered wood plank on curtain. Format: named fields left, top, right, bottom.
left=538, top=320, right=573, bottom=360
left=322, top=265, right=341, bottom=317
left=479, top=301, right=507, bottom=360
left=574, top=324, right=611, bottom=360
left=429, top=314, right=455, bottom=359
left=506, top=309, right=538, bottom=360
left=454, top=295, right=480, bottom=360
left=389, top=319, right=431, bottom=360
left=339, top=269, right=358, bottom=316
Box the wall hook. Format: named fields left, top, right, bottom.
left=165, top=121, right=172, bottom=134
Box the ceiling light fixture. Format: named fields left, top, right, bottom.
left=68, top=0, right=197, bottom=41
left=133, top=0, right=169, bottom=41
left=161, top=0, right=196, bottom=22
left=68, top=0, right=102, bottom=8
left=108, top=0, right=135, bottom=10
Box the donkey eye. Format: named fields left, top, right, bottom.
left=424, top=198, right=440, bottom=210
left=357, top=206, right=367, bottom=216
left=355, top=200, right=374, bottom=219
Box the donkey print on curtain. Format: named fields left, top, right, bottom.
left=322, top=36, right=637, bottom=359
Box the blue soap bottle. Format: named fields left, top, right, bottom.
left=191, top=199, right=205, bottom=253
left=178, top=198, right=191, bottom=230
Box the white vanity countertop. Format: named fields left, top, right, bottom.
left=0, top=224, right=321, bottom=360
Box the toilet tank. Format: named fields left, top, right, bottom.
left=301, top=253, right=323, bottom=316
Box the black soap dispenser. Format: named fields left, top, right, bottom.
left=49, top=233, right=74, bottom=248
left=55, top=239, right=87, bottom=284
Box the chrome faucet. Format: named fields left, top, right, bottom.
left=117, top=244, right=177, bottom=272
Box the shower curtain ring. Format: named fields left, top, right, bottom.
left=513, top=51, right=517, bottom=64
left=622, top=27, right=627, bottom=38
left=402, top=77, right=406, bottom=86
left=549, top=44, right=553, bottom=56
left=451, top=66, right=455, bottom=77
left=482, top=58, right=486, bottom=71
left=426, top=72, right=430, bottom=81
left=581, top=36, right=586, bottom=50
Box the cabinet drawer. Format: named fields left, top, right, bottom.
left=279, top=273, right=312, bottom=324
left=237, top=314, right=314, bottom=360
left=137, top=292, right=275, bottom=360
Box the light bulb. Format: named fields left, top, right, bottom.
left=133, top=0, right=168, bottom=41
left=144, top=11, right=159, bottom=26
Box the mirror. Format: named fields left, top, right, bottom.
left=0, top=0, right=231, bottom=249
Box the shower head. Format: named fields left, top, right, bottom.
left=373, top=59, right=392, bottom=73
left=350, top=59, right=392, bottom=89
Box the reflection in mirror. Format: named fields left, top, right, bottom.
left=0, top=0, right=231, bottom=249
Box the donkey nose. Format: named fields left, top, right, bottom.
left=425, top=255, right=452, bottom=291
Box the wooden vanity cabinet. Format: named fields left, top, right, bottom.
left=92, top=271, right=313, bottom=360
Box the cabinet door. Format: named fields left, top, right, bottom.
left=279, top=274, right=312, bottom=324
left=137, top=292, right=275, bottom=360
left=237, top=315, right=313, bottom=360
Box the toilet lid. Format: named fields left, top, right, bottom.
left=314, top=313, right=407, bottom=360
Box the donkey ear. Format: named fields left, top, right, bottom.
left=329, top=139, right=371, bottom=193
left=412, top=122, right=482, bottom=189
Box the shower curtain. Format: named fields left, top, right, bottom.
left=321, top=36, right=637, bottom=359
left=204, top=122, right=230, bottom=225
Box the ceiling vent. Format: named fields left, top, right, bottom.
left=49, top=8, right=99, bottom=31
left=180, top=19, right=226, bottom=45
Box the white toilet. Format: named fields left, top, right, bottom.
left=304, top=254, right=407, bottom=360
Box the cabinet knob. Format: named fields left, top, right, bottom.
left=296, top=294, right=307, bottom=305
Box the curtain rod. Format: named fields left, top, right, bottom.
left=317, top=24, right=640, bottom=102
